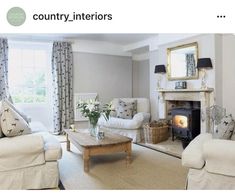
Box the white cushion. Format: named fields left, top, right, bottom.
left=29, top=122, right=61, bottom=161
left=0, top=101, right=31, bottom=137
left=203, top=139, right=235, bottom=176
left=34, top=132, right=62, bottom=161
left=99, top=112, right=146, bottom=130
left=30, top=121, right=48, bottom=133
left=182, top=133, right=212, bottom=169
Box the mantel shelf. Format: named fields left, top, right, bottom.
left=157, top=88, right=214, bottom=93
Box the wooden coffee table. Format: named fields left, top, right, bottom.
left=64, top=129, right=132, bottom=172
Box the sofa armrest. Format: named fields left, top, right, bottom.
left=182, top=133, right=212, bottom=169
left=142, top=112, right=151, bottom=123
left=133, top=112, right=150, bottom=123
left=203, top=139, right=235, bottom=176
left=0, top=135, right=45, bottom=171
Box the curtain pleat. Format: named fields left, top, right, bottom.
left=0, top=38, right=10, bottom=101
left=51, top=42, right=74, bottom=134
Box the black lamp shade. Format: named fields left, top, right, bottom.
left=154, top=65, right=166, bottom=73
left=197, top=58, right=213, bottom=69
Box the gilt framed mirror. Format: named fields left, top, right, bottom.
left=167, top=42, right=198, bottom=80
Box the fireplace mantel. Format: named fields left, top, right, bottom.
left=157, top=88, right=214, bottom=93
left=157, top=88, right=214, bottom=133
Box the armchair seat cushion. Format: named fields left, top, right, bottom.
left=99, top=115, right=143, bottom=130
left=33, top=132, right=62, bottom=162
left=203, top=139, right=235, bottom=176
left=182, top=133, right=212, bottom=169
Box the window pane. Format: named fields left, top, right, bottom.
left=8, top=45, right=49, bottom=104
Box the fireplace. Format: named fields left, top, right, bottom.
left=171, top=108, right=200, bottom=142
left=157, top=89, right=214, bottom=133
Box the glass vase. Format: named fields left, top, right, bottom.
left=88, top=118, right=99, bottom=137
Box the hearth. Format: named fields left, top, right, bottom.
left=171, top=108, right=200, bottom=144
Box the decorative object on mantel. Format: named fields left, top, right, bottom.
left=154, top=64, right=166, bottom=89
left=175, top=81, right=187, bottom=89
left=197, top=58, right=213, bottom=89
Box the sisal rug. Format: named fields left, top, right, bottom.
left=59, top=143, right=188, bottom=190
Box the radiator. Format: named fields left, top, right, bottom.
left=74, top=93, right=98, bottom=121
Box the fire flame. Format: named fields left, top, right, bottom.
left=173, top=115, right=188, bottom=128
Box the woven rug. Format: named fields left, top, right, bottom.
left=59, top=142, right=188, bottom=189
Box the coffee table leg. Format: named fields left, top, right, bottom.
left=84, top=149, right=90, bottom=172
left=126, top=142, right=132, bottom=165
left=66, top=134, right=70, bottom=151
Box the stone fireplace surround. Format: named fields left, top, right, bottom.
left=157, top=89, right=214, bottom=133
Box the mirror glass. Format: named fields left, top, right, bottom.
left=167, top=42, right=198, bottom=80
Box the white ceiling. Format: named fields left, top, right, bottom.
left=2, top=33, right=157, bottom=46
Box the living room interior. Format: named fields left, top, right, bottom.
left=0, top=33, right=235, bottom=190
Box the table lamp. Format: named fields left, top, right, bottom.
left=155, top=65, right=166, bottom=89
left=197, top=58, right=212, bottom=89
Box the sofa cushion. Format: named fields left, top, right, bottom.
left=34, top=132, right=62, bottom=161
left=99, top=114, right=144, bottom=130
left=213, top=115, right=235, bottom=139
left=3, top=100, right=30, bottom=123
left=231, top=131, right=235, bottom=141
left=112, top=98, right=150, bottom=113
left=0, top=101, right=31, bottom=137
left=30, top=121, right=48, bottom=133
left=116, top=99, right=137, bottom=119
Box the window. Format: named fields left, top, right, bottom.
left=8, top=41, right=51, bottom=104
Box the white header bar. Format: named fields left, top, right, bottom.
left=0, top=0, right=235, bottom=33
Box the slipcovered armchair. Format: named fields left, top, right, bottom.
left=98, top=98, right=150, bottom=142
left=182, top=133, right=235, bottom=189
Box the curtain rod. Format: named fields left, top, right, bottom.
left=7, top=38, right=75, bottom=44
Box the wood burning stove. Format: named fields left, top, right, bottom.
left=171, top=108, right=200, bottom=142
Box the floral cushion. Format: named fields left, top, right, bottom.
left=0, top=101, right=31, bottom=137
left=116, top=99, right=137, bottom=119
left=214, top=114, right=235, bottom=139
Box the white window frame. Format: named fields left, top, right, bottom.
left=8, top=40, right=52, bottom=106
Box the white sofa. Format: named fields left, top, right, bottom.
left=0, top=121, right=62, bottom=190
left=182, top=133, right=235, bottom=189
left=98, top=98, right=150, bottom=142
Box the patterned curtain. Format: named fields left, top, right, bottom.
left=0, top=38, right=10, bottom=101
left=186, top=53, right=196, bottom=77
left=51, top=42, right=74, bottom=134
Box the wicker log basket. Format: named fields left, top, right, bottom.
left=143, top=120, right=169, bottom=144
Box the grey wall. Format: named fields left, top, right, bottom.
left=132, top=60, right=150, bottom=98
left=222, top=34, right=235, bottom=117
left=73, top=52, right=132, bottom=103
